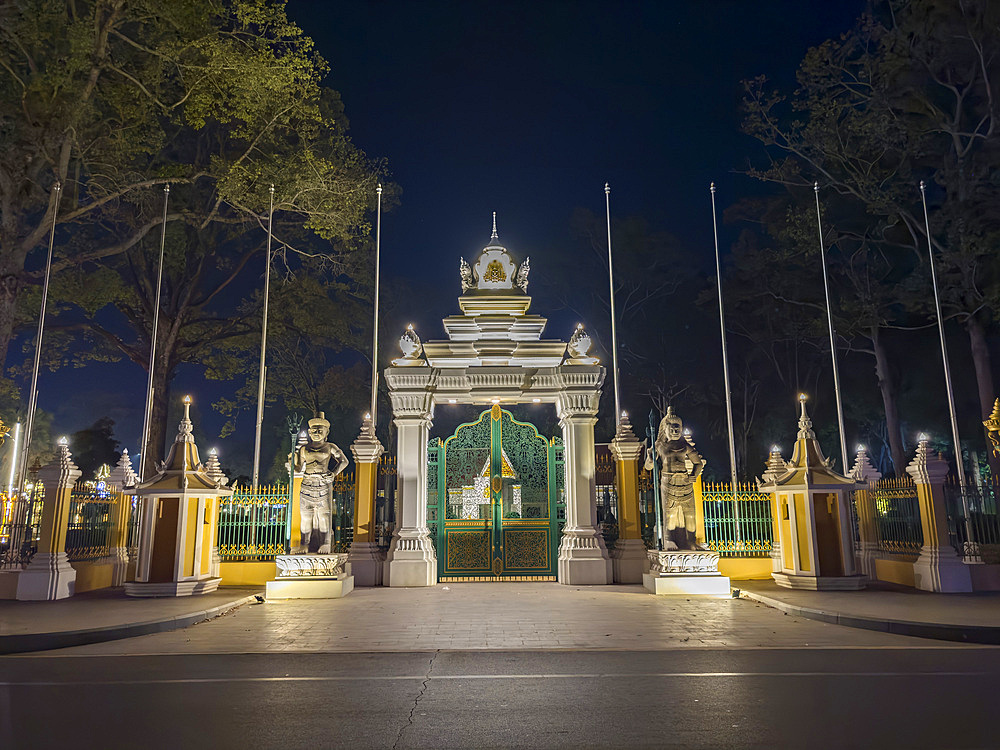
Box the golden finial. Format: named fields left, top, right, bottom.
left=0, top=418, right=9, bottom=447
left=984, top=398, right=1000, bottom=457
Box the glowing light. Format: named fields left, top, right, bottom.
left=448, top=398, right=457, bottom=404
left=621, top=410, right=628, bottom=418
left=798, top=393, right=807, bottom=402
left=918, top=432, right=929, bottom=442
left=183, top=394, right=192, bottom=404
left=407, top=323, right=414, bottom=331
left=364, top=412, right=371, bottom=420
left=58, top=436, right=68, bottom=446
left=771, top=445, right=781, bottom=453
left=683, top=428, right=692, bottom=436
left=856, top=444, right=865, bottom=453
left=210, top=447, right=218, bottom=455
left=491, top=397, right=500, bottom=404
left=532, top=398, right=541, bottom=403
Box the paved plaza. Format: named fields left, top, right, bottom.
left=38, top=582, right=979, bottom=655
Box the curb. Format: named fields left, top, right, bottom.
left=0, top=594, right=257, bottom=655
left=738, top=589, right=1000, bottom=645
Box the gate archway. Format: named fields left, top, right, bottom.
left=428, top=405, right=565, bottom=580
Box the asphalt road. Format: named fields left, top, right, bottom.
left=2, top=648, right=998, bottom=749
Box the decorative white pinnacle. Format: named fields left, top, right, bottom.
left=796, top=394, right=816, bottom=439
left=491, top=211, right=498, bottom=240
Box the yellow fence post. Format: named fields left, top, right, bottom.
left=16, top=439, right=81, bottom=600
left=848, top=446, right=881, bottom=580
left=348, top=414, right=384, bottom=586
left=107, top=450, right=140, bottom=586
left=610, top=414, right=645, bottom=583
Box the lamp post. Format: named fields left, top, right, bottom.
left=370, top=184, right=383, bottom=425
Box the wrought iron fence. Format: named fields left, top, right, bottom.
left=377, top=453, right=397, bottom=551
left=701, top=482, right=773, bottom=557
left=861, top=477, right=923, bottom=556
left=218, top=485, right=289, bottom=561
left=0, top=485, right=44, bottom=570
left=332, top=471, right=355, bottom=552
left=595, top=446, right=619, bottom=548
left=639, top=467, right=656, bottom=549
left=65, top=481, right=118, bottom=562
left=944, top=479, right=1000, bottom=563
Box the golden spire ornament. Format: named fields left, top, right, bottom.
left=983, top=398, right=1000, bottom=457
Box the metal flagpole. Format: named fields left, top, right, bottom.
left=370, top=184, right=383, bottom=424
left=813, top=183, right=849, bottom=473
left=604, top=183, right=622, bottom=430
left=919, top=182, right=966, bottom=491
left=16, top=182, right=61, bottom=501
left=710, top=183, right=742, bottom=544
left=139, top=185, right=170, bottom=481
left=252, top=185, right=276, bottom=488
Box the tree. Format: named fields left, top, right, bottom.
left=741, top=0, right=1000, bottom=470
left=0, top=0, right=379, bottom=375
left=70, top=416, right=120, bottom=480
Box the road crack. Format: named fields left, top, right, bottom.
left=392, top=650, right=438, bottom=750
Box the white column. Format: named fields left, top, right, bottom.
left=384, top=373, right=437, bottom=587
left=556, top=381, right=612, bottom=585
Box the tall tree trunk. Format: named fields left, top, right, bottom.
left=966, top=315, right=999, bottom=480
left=0, top=272, right=20, bottom=374
left=871, top=326, right=906, bottom=475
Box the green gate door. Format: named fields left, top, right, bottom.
left=428, top=404, right=564, bottom=581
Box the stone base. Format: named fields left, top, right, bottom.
left=611, top=538, right=646, bottom=584
left=266, top=575, right=354, bottom=599
left=125, top=577, right=221, bottom=597
left=643, top=572, right=731, bottom=596
left=772, top=572, right=867, bottom=590
left=347, top=542, right=384, bottom=587
left=384, top=533, right=437, bottom=587
left=16, top=552, right=77, bottom=601
left=557, top=528, right=612, bottom=585
left=914, top=547, right=972, bottom=593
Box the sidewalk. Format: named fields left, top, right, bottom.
left=0, top=587, right=259, bottom=654
left=737, top=579, right=1000, bottom=644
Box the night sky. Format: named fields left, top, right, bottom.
left=37, top=0, right=868, bottom=473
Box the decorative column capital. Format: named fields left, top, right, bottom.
left=108, top=449, right=140, bottom=490
left=905, top=439, right=949, bottom=484
left=37, top=439, right=82, bottom=488
left=609, top=412, right=643, bottom=462
left=351, top=414, right=385, bottom=464
left=849, top=446, right=882, bottom=483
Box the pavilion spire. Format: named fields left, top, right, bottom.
left=491, top=211, right=498, bottom=240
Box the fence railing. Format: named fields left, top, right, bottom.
left=944, top=479, right=1000, bottom=564
left=0, top=486, right=44, bottom=570
left=858, top=477, right=923, bottom=557
left=65, top=481, right=118, bottom=562
left=218, top=485, right=290, bottom=561
left=701, top=482, right=773, bottom=557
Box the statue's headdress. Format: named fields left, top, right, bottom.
left=308, top=411, right=330, bottom=430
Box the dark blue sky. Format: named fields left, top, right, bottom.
left=41, top=0, right=867, bottom=468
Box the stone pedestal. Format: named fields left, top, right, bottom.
left=16, top=440, right=81, bottom=601
left=907, top=441, right=972, bottom=593
left=642, top=550, right=731, bottom=596
left=348, top=416, right=384, bottom=586
left=610, top=415, right=646, bottom=584
left=265, top=554, right=354, bottom=599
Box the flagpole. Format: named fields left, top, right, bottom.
left=813, top=183, right=849, bottom=474
left=252, top=184, right=275, bottom=488
left=604, top=183, right=622, bottom=430
left=919, top=182, right=966, bottom=490
left=16, top=182, right=61, bottom=500
left=139, top=185, right=170, bottom=481
left=710, top=183, right=742, bottom=543
left=370, top=184, right=383, bottom=425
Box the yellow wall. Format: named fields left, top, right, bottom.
left=72, top=559, right=115, bottom=593
left=220, top=561, right=276, bottom=586
left=874, top=557, right=915, bottom=588
left=719, top=557, right=772, bottom=580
